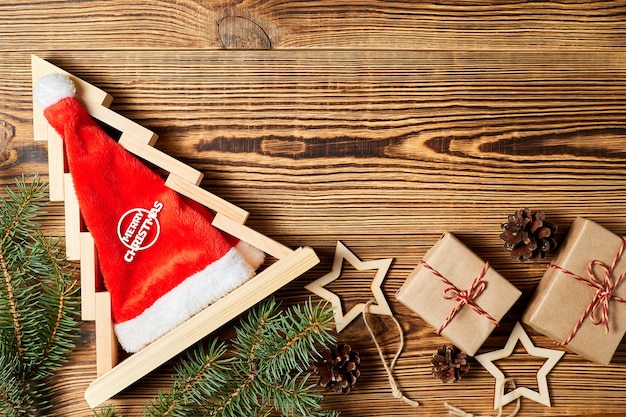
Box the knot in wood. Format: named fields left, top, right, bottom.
left=218, top=16, right=271, bottom=50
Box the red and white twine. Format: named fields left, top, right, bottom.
left=417, top=260, right=499, bottom=334
left=547, top=236, right=626, bottom=346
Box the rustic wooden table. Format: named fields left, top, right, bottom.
left=3, top=1, right=626, bottom=416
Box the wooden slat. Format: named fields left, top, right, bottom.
left=1, top=2, right=626, bottom=51
left=165, top=173, right=249, bottom=224
left=46, top=125, right=65, bottom=201
left=117, top=134, right=203, bottom=185
left=63, top=173, right=81, bottom=261
left=94, top=292, right=119, bottom=377
left=82, top=101, right=158, bottom=146
left=212, top=212, right=293, bottom=260
left=80, top=232, right=98, bottom=321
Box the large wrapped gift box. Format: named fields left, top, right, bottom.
left=396, top=233, right=521, bottom=356
left=522, top=217, right=626, bottom=365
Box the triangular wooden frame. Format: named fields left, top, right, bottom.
left=31, top=56, right=320, bottom=408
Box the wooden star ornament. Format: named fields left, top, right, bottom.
left=305, top=241, right=393, bottom=332
left=475, top=322, right=565, bottom=409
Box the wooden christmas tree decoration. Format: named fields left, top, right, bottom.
left=31, top=56, right=320, bottom=408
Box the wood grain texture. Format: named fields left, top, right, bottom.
left=2, top=1, right=626, bottom=51
left=3, top=1, right=626, bottom=416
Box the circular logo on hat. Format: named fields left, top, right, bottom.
left=117, top=201, right=163, bottom=262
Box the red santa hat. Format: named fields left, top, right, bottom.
left=34, top=73, right=264, bottom=353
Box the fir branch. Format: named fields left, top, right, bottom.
left=0, top=175, right=47, bottom=253
left=92, top=404, right=116, bottom=417
left=261, top=299, right=336, bottom=380
left=0, top=244, right=24, bottom=364
left=0, top=356, right=36, bottom=417
left=231, top=297, right=280, bottom=365
left=143, top=339, right=230, bottom=417
left=0, top=176, right=49, bottom=371
left=260, top=372, right=324, bottom=417
left=28, top=233, right=80, bottom=381
left=208, top=369, right=259, bottom=417
left=0, top=176, right=80, bottom=416
left=244, top=300, right=276, bottom=363
left=95, top=297, right=338, bottom=417
left=208, top=298, right=337, bottom=417
left=42, top=277, right=76, bottom=361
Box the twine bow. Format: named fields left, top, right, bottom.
left=548, top=236, right=626, bottom=346
left=418, top=260, right=499, bottom=334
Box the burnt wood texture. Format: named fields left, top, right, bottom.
left=3, top=1, right=626, bottom=416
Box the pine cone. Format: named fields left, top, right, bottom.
left=314, top=343, right=360, bottom=394
left=431, top=345, right=470, bottom=383
left=500, top=208, right=557, bottom=262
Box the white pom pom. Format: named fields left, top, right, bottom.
left=34, top=73, right=76, bottom=110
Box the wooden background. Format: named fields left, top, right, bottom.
left=3, top=1, right=626, bottom=416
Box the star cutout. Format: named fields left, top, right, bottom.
left=305, top=241, right=393, bottom=332
left=475, top=322, right=564, bottom=409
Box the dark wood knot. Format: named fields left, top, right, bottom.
left=0, top=120, right=17, bottom=168
left=218, top=15, right=272, bottom=50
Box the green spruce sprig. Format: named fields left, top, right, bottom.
left=97, top=297, right=339, bottom=417
left=0, top=176, right=80, bottom=416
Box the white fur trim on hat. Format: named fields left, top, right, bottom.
left=235, top=240, right=265, bottom=270
left=34, top=73, right=76, bottom=110
left=113, top=247, right=256, bottom=353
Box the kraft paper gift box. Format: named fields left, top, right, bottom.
left=522, top=217, right=626, bottom=365
left=395, top=233, right=521, bottom=356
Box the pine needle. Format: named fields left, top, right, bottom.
left=0, top=176, right=80, bottom=416
left=95, top=297, right=339, bottom=417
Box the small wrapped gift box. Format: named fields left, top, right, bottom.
left=395, top=233, right=521, bottom=356
left=522, top=217, right=626, bottom=365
